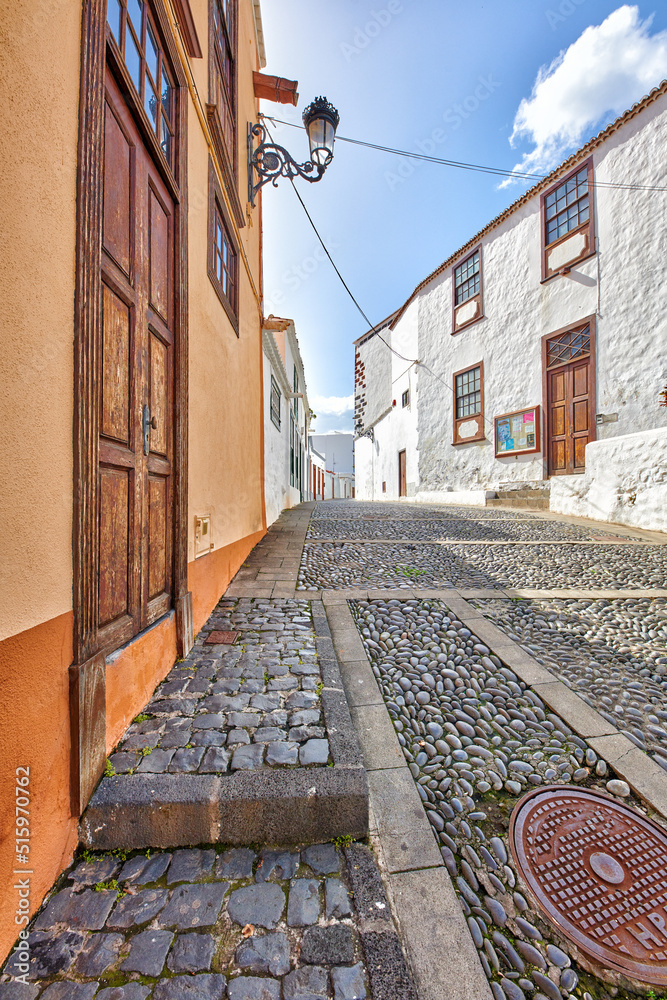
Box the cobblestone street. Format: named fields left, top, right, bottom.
left=3, top=500, right=667, bottom=1000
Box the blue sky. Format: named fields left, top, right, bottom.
left=258, top=2, right=667, bottom=432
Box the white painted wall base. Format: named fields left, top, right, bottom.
left=415, top=490, right=495, bottom=506
left=549, top=427, right=667, bottom=534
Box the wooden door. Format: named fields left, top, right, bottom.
left=547, top=359, right=592, bottom=476
left=98, top=71, right=174, bottom=653
left=398, top=450, right=407, bottom=497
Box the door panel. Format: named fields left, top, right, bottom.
left=573, top=399, right=588, bottom=433
left=150, top=332, right=168, bottom=456
left=148, top=475, right=167, bottom=600
left=101, top=285, right=131, bottom=444
left=149, top=187, right=170, bottom=320
left=98, top=467, right=130, bottom=626
left=103, top=106, right=132, bottom=277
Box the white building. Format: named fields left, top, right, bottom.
left=263, top=316, right=310, bottom=524
left=310, top=431, right=355, bottom=499
left=355, top=82, right=667, bottom=531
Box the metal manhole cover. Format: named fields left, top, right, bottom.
left=509, top=786, right=667, bottom=985
left=204, top=630, right=239, bottom=645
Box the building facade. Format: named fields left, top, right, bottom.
left=310, top=432, right=355, bottom=499
left=263, top=316, right=310, bottom=524
left=355, top=83, right=667, bottom=530
left=0, top=0, right=298, bottom=961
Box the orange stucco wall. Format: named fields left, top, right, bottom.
left=0, top=613, right=78, bottom=966
left=0, top=0, right=268, bottom=969
left=189, top=529, right=266, bottom=634
left=186, top=0, right=266, bottom=567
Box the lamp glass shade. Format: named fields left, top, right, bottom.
left=302, top=97, right=340, bottom=168
left=307, top=116, right=335, bottom=167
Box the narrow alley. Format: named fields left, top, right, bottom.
left=4, top=500, right=667, bottom=1000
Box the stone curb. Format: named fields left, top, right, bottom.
left=324, top=599, right=494, bottom=1000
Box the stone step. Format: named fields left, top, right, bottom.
left=80, top=765, right=369, bottom=850
left=495, top=488, right=550, bottom=499
left=486, top=496, right=550, bottom=510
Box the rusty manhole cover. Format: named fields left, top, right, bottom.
left=510, top=786, right=667, bottom=985
left=204, top=630, right=239, bottom=645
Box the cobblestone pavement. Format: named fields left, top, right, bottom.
left=110, top=600, right=332, bottom=776
left=350, top=594, right=666, bottom=1000
left=1, top=841, right=415, bottom=1000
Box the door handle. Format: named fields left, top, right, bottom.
left=142, top=405, right=157, bottom=455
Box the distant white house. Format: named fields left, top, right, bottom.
left=263, top=316, right=310, bottom=524
left=309, top=432, right=355, bottom=499
left=355, top=82, right=667, bottom=531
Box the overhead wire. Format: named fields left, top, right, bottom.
left=261, top=118, right=498, bottom=437
left=261, top=114, right=667, bottom=193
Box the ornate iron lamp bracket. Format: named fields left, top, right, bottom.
left=247, top=122, right=326, bottom=206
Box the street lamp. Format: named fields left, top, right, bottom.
left=248, top=97, right=340, bottom=206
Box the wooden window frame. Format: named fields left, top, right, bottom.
left=208, top=158, right=239, bottom=332
left=401, top=388, right=410, bottom=408
left=206, top=0, right=245, bottom=229
left=494, top=405, right=541, bottom=459
left=452, top=245, right=484, bottom=334
left=541, top=315, right=597, bottom=479
left=270, top=374, right=281, bottom=430
left=541, top=157, right=596, bottom=281
left=106, top=0, right=177, bottom=175
left=452, top=361, right=485, bottom=445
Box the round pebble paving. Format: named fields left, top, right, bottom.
left=297, top=541, right=667, bottom=591
left=351, top=596, right=667, bottom=998
left=472, top=598, right=667, bottom=763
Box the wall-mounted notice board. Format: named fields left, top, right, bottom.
left=494, top=405, right=541, bottom=457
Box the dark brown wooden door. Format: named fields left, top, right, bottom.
left=398, top=450, right=407, bottom=497
left=98, top=70, right=174, bottom=653
left=547, top=359, right=592, bottom=476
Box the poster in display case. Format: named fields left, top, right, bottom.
left=494, top=405, right=541, bottom=458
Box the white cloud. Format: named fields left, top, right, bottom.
left=501, top=5, right=667, bottom=186
left=311, top=394, right=354, bottom=416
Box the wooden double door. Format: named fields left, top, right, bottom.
left=97, top=70, right=175, bottom=653
left=545, top=323, right=595, bottom=476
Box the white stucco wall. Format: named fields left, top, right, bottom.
left=355, top=322, right=392, bottom=432
left=413, top=92, right=667, bottom=507
left=310, top=433, right=355, bottom=477
left=354, top=301, right=420, bottom=500
left=550, top=427, right=667, bottom=533
left=263, top=324, right=308, bottom=525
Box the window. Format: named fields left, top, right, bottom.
left=542, top=158, right=595, bottom=279
left=210, top=0, right=236, bottom=166
left=107, top=0, right=175, bottom=170
left=270, top=375, right=281, bottom=429
left=452, top=246, right=483, bottom=333
left=293, top=367, right=299, bottom=419
left=546, top=324, right=591, bottom=368
left=453, top=362, right=485, bottom=445
left=454, top=250, right=479, bottom=304
left=545, top=168, right=588, bottom=245
left=208, top=160, right=239, bottom=328
left=401, top=389, right=410, bottom=408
